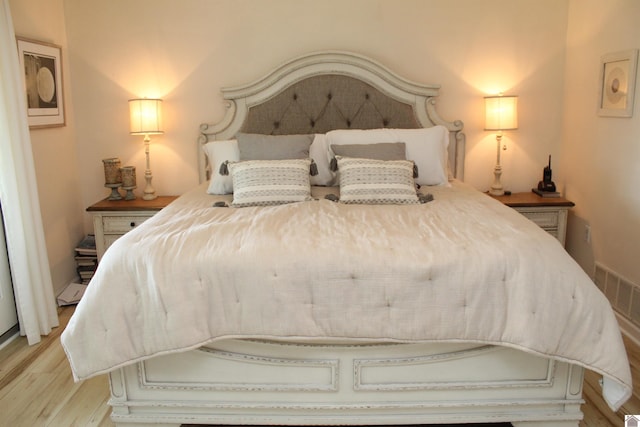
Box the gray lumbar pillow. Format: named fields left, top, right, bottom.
left=331, top=142, right=407, bottom=161
left=236, top=133, right=314, bottom=160
left=329, top=142, right=409, bottom=173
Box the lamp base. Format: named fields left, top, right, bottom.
left=489, top=163, right=504, bottom=196
left=143, top=168, right=157, bottom=200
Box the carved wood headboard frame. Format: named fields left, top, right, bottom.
left=198, top=51, right=465, bottom=183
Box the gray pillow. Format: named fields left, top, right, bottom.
left=236, top=133, right=314, bottom=160
left=331, top=142, right=406, bottom=160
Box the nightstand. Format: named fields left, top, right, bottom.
left=490, top=192, right=575, bottom=246
left=87, top=196, right=178, bottom=260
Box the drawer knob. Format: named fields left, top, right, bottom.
left=130, top=222, right=136, bottom=228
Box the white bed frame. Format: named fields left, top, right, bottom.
left=108, top=51, right=584, bottom=427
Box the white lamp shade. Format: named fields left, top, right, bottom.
left=129, top=98, right=163, bottom=135
left=484, top=95, right=518, bottom=131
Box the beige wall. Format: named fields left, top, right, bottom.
left=62, top=0, right=569, bottom=228
left=9, top=0, right=84, bottom=295
left=15, top=0, right=601, bottom=297
left=561, top=0, right=640, bottom=285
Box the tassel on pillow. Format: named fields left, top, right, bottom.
left=330, top=157, right=338, bottom=172
left=418, top=193, right=434, bottom=204
left=219, top=160, right=229, bottom=176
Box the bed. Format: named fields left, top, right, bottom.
left=61, top=51, right=631, bottom=427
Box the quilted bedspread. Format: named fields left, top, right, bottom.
left=61, top=181, right=632, bottom=410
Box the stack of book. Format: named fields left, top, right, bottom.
left=75, top=234, right=98, bottom=285
left=56, top=235, right=97, bottom=306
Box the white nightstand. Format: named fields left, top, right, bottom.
left=490, top=192, right=575, bottom=246
left=87, top=196, right=178, bottom=260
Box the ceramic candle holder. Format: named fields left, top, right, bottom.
left=102, top=158, right=122, bottom=200
left=103, top=158, right=122, bottom=184
left=120, top=166, right=137, bottom=200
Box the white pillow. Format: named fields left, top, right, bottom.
left=202, top=140, right=240, bottom=195
left=309, top=134, right=333, bottom=186
left=228, top=159, right=313, bottom=208
left=326, top=126, right=449, bottom=186
left=336, top=157, right=420, bottom=205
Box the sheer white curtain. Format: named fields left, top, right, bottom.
left=0, top=0, right=59, bottom=344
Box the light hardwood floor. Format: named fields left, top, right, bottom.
left=0, top=305, right=638, bottom=427
left=0, top=306, right=112, bottom=426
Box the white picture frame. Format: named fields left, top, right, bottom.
left=16, top=37, right=65, bottom=129
left=597, top=49, right=638, bottom=118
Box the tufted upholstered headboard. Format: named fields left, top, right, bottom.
left=198, top=51, right=465, bottom=183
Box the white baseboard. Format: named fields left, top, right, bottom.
left=0, top=330, right=19, bottom=352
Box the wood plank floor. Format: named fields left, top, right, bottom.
left=0, top=305, right=638, bottom=426
left=0, top=306, right=112, bottom=426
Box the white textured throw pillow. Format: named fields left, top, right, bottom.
left=202, top=139, right=240, bottom=195
left=228, top=159, right=313, bottom=208
left=326, top=126, right=449, bottom=186
left=337, top=156, right=419, bottom=205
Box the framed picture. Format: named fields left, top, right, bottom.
left=16, top=37, right=65, bottom=128
left=597, top=49, right=638, bottom=117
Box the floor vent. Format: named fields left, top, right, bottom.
left=594, top=262, right=640, bottom=342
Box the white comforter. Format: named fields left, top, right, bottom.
left=61, top=181, right=632, bottom=410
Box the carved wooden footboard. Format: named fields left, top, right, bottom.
left=108, top=340, right=584, bottom=426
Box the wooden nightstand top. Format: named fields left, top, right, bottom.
left=87, top=195, right=179, bottom=212
left=490, top=192, right=575, bottom=208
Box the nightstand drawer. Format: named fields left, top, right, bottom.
left=489, top=192, right=574, bottom=247
left=515, top=209, right=559, bottom=229
left=102, top=215, right=151, bottom=233
left=87, top=195, right=179, bottom=261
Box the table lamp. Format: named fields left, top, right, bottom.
left=129, top=98, right=163, bottom=200
left=484, top=94, right=518, bottom=196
